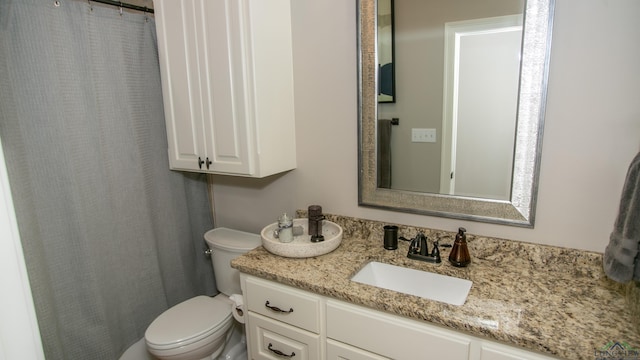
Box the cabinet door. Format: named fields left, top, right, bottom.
left=198, top=0, right=252, bottom=175
left=248, top=312, right=321, bottom=360
left=327, top=339, right=390, bottom=360
left=154, top=0, right=207, bottom=172
left=479, top=343, right=557, bottom=360
left=199, top=0, right=296, bottom=176
left=327, top=300, right=471, bottom=360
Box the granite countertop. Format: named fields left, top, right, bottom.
left=231, top=214, right=640, bottom=360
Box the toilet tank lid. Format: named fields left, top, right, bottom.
left=204, top=227, right=261, bottom=251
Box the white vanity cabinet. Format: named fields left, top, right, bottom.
left=153, top=0, right=296, bottom=177
left=241, top=274, right=559, bottom=360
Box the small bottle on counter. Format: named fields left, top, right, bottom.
left=275, top=213, right=294, bottom=243
left=449, top=227, right=471, bottom=267
left=308, top=205, right=325, bottom=242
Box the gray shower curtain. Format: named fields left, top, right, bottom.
left=0, top=1, right=216, bottom=359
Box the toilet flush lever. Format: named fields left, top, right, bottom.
left=204, top=248, right=212, bottom=257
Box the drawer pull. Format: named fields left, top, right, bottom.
left=265, top=300, right=294, bottom=314
left=268, top=343, right=295, bottom=358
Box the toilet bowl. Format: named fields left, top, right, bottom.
left=144, top=228, right=261, bottom=360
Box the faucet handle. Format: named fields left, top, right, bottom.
left=408, top=238, right=420, bottom=254
left=430, top=239, right=440, bottom=258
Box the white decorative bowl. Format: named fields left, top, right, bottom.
left=260, top=218, right=343, bottom=258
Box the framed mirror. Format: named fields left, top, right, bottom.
left=358, top=0, right=555, bottom=227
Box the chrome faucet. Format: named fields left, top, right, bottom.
left=403, top=232, right=441, bottom=264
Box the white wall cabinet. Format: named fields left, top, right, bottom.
left=153, top=0, right=296, bottom=177
left=241, top=274, right=558, bottom=360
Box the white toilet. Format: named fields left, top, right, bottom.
left=144, top=228, right=261, bottom=360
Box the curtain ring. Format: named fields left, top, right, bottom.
left=119, top=1, right=123, bottom=16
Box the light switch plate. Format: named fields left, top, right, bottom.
left=411, top=128, right=437, bottom=143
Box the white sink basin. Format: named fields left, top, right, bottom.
left=351, top=262, right=472, bottom=306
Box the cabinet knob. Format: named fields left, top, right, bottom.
left=206, top=157, right=212, bottom=170
left=198, top=157, right=204, bottom=169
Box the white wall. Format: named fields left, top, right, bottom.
left=211, top=0, right=640, bottom=253
left=0, top=139, right=45, bottom=360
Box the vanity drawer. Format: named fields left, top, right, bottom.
left=480, top=342, right=558, bottom=360
left=244, top=276, right=321, bottom=333
left=327, top=339, right=390, bottom=360
left=247, top=312, right=321, bottom=360
left=326, top=300, right=471, bottom=360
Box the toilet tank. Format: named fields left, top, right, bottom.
left=204, top=228, right=261, bottom=295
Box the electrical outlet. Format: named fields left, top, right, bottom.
left=411, top=128, right=437, bottom=143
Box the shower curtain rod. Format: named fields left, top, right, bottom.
left=89, top=0, right=154, bottom=14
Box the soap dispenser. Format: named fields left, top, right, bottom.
left=449, top=227, right=471, bottom=267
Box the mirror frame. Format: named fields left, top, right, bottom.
left=357, top=0, right=555, bottom=227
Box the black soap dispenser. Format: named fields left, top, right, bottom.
left=449, top=227, right=471, bottom=267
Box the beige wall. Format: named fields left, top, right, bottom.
left=210, top=0, right=640, bottom=253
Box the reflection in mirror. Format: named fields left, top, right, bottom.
left=358, top=0, right=555, bottom=227
left=439, top=14, right=523, bottom=200
left=379, top=1, right=523, bottom=197
left=377, top=0, right=395, bottom=103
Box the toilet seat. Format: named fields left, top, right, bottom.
left=145, top=295, right=233, bottom=352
